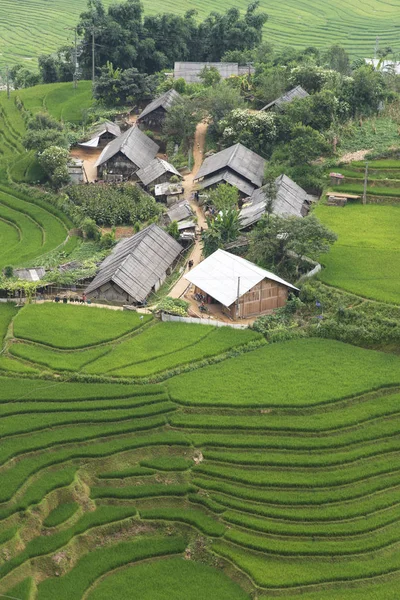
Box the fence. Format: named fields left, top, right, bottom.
left=161, top=312, right=248, bottom=329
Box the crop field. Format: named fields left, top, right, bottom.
left=1, top=0, right=400, bottom=70
left=0, top=302, right=400, bottom=598
left=314, top=202, right=400, bottom=303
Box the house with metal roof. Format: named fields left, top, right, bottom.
left=261, top=86, right=309, bottom=111
left=85, top=224, right=183, bottom=305
left=165, top=200, right=193, bottom=224
left=95, top=126, right=159, bottom=180
left=185, top=249, right=297, bottom=319
left=136, top=158, right=182, bottom=188
left=137, top=89, right=182, bottom=129
left=239, top=174, right=312, bottom=229
left=194, top=143, right=266, bottom=198
left=174, top=62, right=254, bottom=83
left=79, top=121, right=121, bottom=148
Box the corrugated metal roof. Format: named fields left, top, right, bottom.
left=166, top=201, right=193, bottom=223
left=136, top=158, right=181, bottom=186
left=195, top=144, right=265, bottom=189
left=239, top=174, right=311, bottom=228
left=137, top=89, right=182, bottom=121
left=155, top=182, right=183, bottom=196
left=95, top=126, right=159, bottom=169
left=174, top=62, right=239, bottom=83
left=261, top=86, right=309, bottom=111
left=85, top=224, right=182, bottom=303
left=184, top=249, right=298, bottom=307
left=198, top=169, right=256, bottom=197
left=79, top=120, right=121, bottom=148
left=14, top=268, right=46, bottom=282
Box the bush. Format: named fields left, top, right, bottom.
left=82, top=218, right=100, bottom=241
left=156, top=296, right=189, bottom=316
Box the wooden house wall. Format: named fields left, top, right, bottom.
left=97, top=152, right=139, bottom=179
left=88, top=281, right=134, bottom=304
left=98, top=131, right=118, bottom=147
left=232, top=279, right=289, bottom=318
left=138, top=107, right=167, bottom=130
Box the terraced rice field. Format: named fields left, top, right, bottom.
left=0, top=0, right=399, bottom=70
left=315, top=200, right=400, bottom=304
left=1, top=302, right=400, bottom=597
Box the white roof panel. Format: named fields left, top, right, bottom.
left=184, top=249, right=298, bottom=307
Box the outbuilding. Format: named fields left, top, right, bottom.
left=194, top=143, right=266, bottom=198
left=239, top=174, right=312, bottom=229
left=79, top=121, right=121, bottom=149
left=95, top=126, right=159, bottom=181
left=261, top=86, right=309, bottom=111
left=136, top=158, right=182, bottom=189
left=174, top=62, right=255, bottom=83
left=185, top=249, right=298, bottom=319
left=137, top=89, right=182, bottom=130
left=85, top=224, right=182, bottom=305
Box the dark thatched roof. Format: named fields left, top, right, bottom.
left=137, top=89, right=182, bottom=121
left=85, top=224, right=182, bottom=303
left=136, top=158, right=182, bottom=187
left=239, top=174, right=311, bottom=229
left=195, top=143, right=265, bottom=190
left=95, top=126, right=159, bottom=169
left=261, top=86, right=309, bottom=111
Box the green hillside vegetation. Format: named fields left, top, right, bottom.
left=0, top=302, right=399, bottom=598
left=0, top=0, right=399, bottom=71
left=314, top=203, right=400, bottom=303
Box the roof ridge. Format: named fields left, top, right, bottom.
left=227, top=143, right=240, bottom=168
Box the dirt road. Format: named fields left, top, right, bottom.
left=169, top=122, right=208, bottom=299
left=70, top=147, right=101, bottom=183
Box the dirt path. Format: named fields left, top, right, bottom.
left=70, top=147, right=101, bottom=183
left=169, top=122, right=208, bottom=299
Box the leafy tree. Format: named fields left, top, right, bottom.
left=289, top=65, right=340, bottom=93
left=261, top=173, right=277, bottom=222
left=202, top=209, right=240, bottom=257
left=202, top=83, right=244, bottom=138
left=38, top=54, right=59, bottom=83
left=323, top=45, right=351, bottom=76
left=162, top=97, right=203, bottom=149
left=287, top=124, right=330, bottom=165
left=23, top=130, right=69, bottom=154
left=82, top=217, right=100, bottom=240
left=38, top=146, right=70, bottom=189
left=208, top=184, right=239, bottom=211
left=220, top=108, right=277, bottom=157
left=248, top=214, right=336, bottom=279
left=94, top=62, right=158, bottom=106
left=351, top=65, right=386, bottom=116
left=199, top=66, right=221, bottom=87
left=9, top=65, right=40, bottom=89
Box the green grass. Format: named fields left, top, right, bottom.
left=5, top=578, right=35, bottom=600
left=86, top=556, right=249, bottom=600
left=0, top=302, right=18, bottom=344
left=339, top=117, right=400, bottom=155
left=17, top=81, right=93, bottom=123
left=13, top=303, right=152, bottom=348
left=139, top=507, right=226, bottom=536
left=43, top=502, right=79, bottom=527
left=9, top=341, right=110, bottom=371
left=315, top=203, right=400, bottom=303
left=168, top=338, right=400, bottom=407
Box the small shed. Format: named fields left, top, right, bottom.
left=239, top=174, right=312, bottom=229
left=68, top=158, right=86, bottom=184
left=137, top=89, right=182, bottom=130
left=136, top=158, right=182, bottom=189
left=85, top=224, right=182, bottom=304
left=185, top=249, right=298, bottom=319
left=95, top=126, right=159, bottom=181
left=165, top=200, right=193, bottom=224
left=261, top=86, right=309, bottom=111
left=79, top=121, right=121, bottom=149
left=155, top=181, right=184, bottom=204
left=195, top=143, right=266, bottom=198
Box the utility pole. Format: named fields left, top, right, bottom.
left=236, top=276, right=241, bottom=318
left=362, top=160, right=368, bottom=205
left=73, top=27, right=78, bottom=89
left=375, top=36, right=380, bottom=60
left=92, top=26, right=96, bottom=86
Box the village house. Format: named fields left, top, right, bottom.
left=239, top=174, right=312, bottom=229
left=185, top=249, right=298, bottom=319
left=194, top=143, right=266, bottom=198
left=85, top=224, right=182, bottom=305
left=136, top=158, right=182, bottom=190
left=260, top=85, right=309, bottom=111
left=137, top=89, right=182, bottom=130
left=155, top=181, right=184, bottom=204
left=174, top=62, right=255, bottom=83
left=79, top=120, right=121, bottom=149
left=165, top=201, right=196, bottom=242
left=95, top=126, right=159, bottom=181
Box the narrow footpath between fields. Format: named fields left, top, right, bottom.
left=169, top=121, right=208, bottom=299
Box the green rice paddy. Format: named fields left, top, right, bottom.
left=0, top=302, right=400, bottom=598
left=0, top=0, right=398, bottom=70
left=314, top=203, right=400, bottom=303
